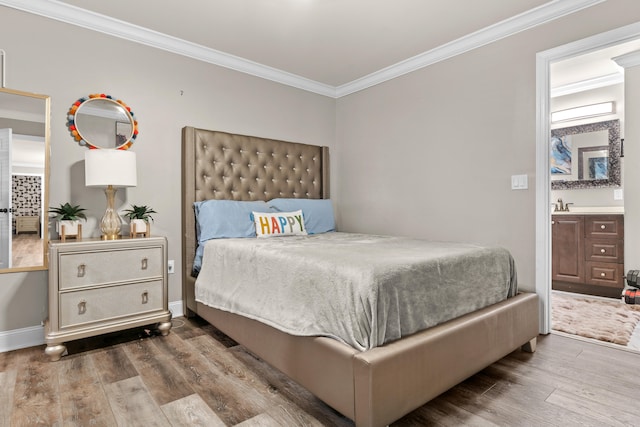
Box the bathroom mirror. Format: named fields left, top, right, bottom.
left=550, top=119, right=621, bottom=190
left=0, top=87, right=50, bottom=272
left=67, top=94, right=137, bottom=150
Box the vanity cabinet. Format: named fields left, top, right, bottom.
left=552, top=215, right=585, bottom=284
left=45, top=237, right=172, bottom=361
left=552, top=214, right=624, bottom=297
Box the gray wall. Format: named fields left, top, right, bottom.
left=335, top=0, right=640, bottom=293
left=0, top=7, right=336, bottom=332
left=1, top=1, right=639, bottom=337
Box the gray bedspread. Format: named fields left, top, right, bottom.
left=195, top=232, right=517, bottom=351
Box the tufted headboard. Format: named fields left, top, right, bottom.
left=181, top=127, right=329, bottom=314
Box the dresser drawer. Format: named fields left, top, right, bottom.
left=584, top=238, right=624, bottom=263
left=59, top=280, right=164, bottom=328
left=585, top=261, right=624, bottom=288
left=584, top=215, right=624, bottom=239
left=58, top=246, right=163, bottom=290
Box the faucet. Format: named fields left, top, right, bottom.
left=554, top=198, right=572, bottom=212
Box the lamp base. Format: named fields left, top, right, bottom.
left=101, top=233, right=121, bottom=241
left=100, top=185, right=123, bottom=240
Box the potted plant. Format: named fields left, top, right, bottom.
left=123, top=204, right=156, bottom=237
left=49, top=203, right=87, bottom=240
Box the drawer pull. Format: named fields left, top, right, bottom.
left=141, top=290, right=149, bottom=304
left=600, top=225, right=606, bottom=230
left=77, top=264, right=86, bottom=277
left=141, top=258, right=148, bottom=270
left=600, top=272, right=606, bottom=277
left=600, top=249, right=606, bottom=254
left=78, top=300, right=87, bottom=315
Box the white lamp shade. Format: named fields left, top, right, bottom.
left=85, top=149, right=137, bottom=187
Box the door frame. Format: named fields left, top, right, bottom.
left=0, top=128, right=10, bottom=269
left=535, top=22, right=640, bottom=334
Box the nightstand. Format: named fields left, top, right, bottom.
left=45, top=236, right=172, bottom=361
left=16, top=215, right=39, bottom=234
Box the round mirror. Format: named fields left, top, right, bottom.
left=67, top=94, right=138, bottom=149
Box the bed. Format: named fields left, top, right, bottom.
left=181, top=126, right=539, bottom=427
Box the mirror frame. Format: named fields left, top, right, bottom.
left=0, top=87, right=50, bottom=273
left=550, top=119, right=621, bottom=190
left=67, top=94, right=138, bottom=150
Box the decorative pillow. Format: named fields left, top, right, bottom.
left=267, top=198, right=335, bottom=234
left=192, top=199, right=275, bottom=275
left=252, top=210, right=307, bottom=238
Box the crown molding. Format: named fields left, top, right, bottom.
left=550, top=72, right=624, bottom=97
left=0, top=0, right=338, bottom=97
left=613, top=49, right=640, bottom=68
left=336, top=0, right=606, bottom=97
left=0, top=0, right=604, bottom=99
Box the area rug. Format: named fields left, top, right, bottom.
left=552, top=293, right=640, bottom=346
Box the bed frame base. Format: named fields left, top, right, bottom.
left=181, top=127, right=539, bottom=426
left=522, top=336, right=537, bottom=353
left=190, top=292, right=538, bottom=427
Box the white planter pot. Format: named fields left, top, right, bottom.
left=130, top=219, right=150, bottom=237
left=57, top=220, right=82, bottom=240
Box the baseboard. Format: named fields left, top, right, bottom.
left=0, top=324, right=45, bottom=353
left=0, top=300, right=185, bottom=353
left=552, top=281, right=623, bottom=299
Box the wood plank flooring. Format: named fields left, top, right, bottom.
left=11, top=234, right=43, bottom=269
left=2, top=316, right=640, bottom=426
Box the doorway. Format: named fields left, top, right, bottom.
left=536, top=22, right=640, bottom=344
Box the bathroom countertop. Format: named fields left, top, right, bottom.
left=551, top=206, right=624, bottom=215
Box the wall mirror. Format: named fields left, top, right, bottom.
left=0, top=88, right=50, bottom=272
left=67, top=94, right=137, bottom=150
left=550, top=119, right=621, bottom=190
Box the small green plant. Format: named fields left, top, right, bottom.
left=123, top=204, right=157, bottom=223
left=49, top=203, right=87, bottom=221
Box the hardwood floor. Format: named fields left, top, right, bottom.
left=2, top=316, right=640, bottom=426
left=11, top=233, right=43, bottom=269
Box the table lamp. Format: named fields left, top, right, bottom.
left=85, top=149, right=137, bottom=240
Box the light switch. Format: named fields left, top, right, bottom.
left=614, top=189, right=623, bottom=200
left=511, top=174, right=528, bottom=190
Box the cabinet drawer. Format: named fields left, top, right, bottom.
left=59, top=247, right=163, bottom=290
left=59, top=280, right=163, bottom=328
left=584, top=238, right=624, bottom=263
left=585, top=261, right=624, bottom=288
left=584, top=215, right=623, bottom=239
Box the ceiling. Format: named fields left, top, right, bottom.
left=1, top=0, right=629, bottom=97
left=56, top=0, right=550, bottom=87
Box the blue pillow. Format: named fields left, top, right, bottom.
left=192, top=199, right=275, bottom=275
left=267, top=198, right=335, bottom=234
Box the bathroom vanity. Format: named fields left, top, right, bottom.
left=552, top=209, right=624, bottom=298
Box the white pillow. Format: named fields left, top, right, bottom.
left=252, top=210, right=307, bottom=238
